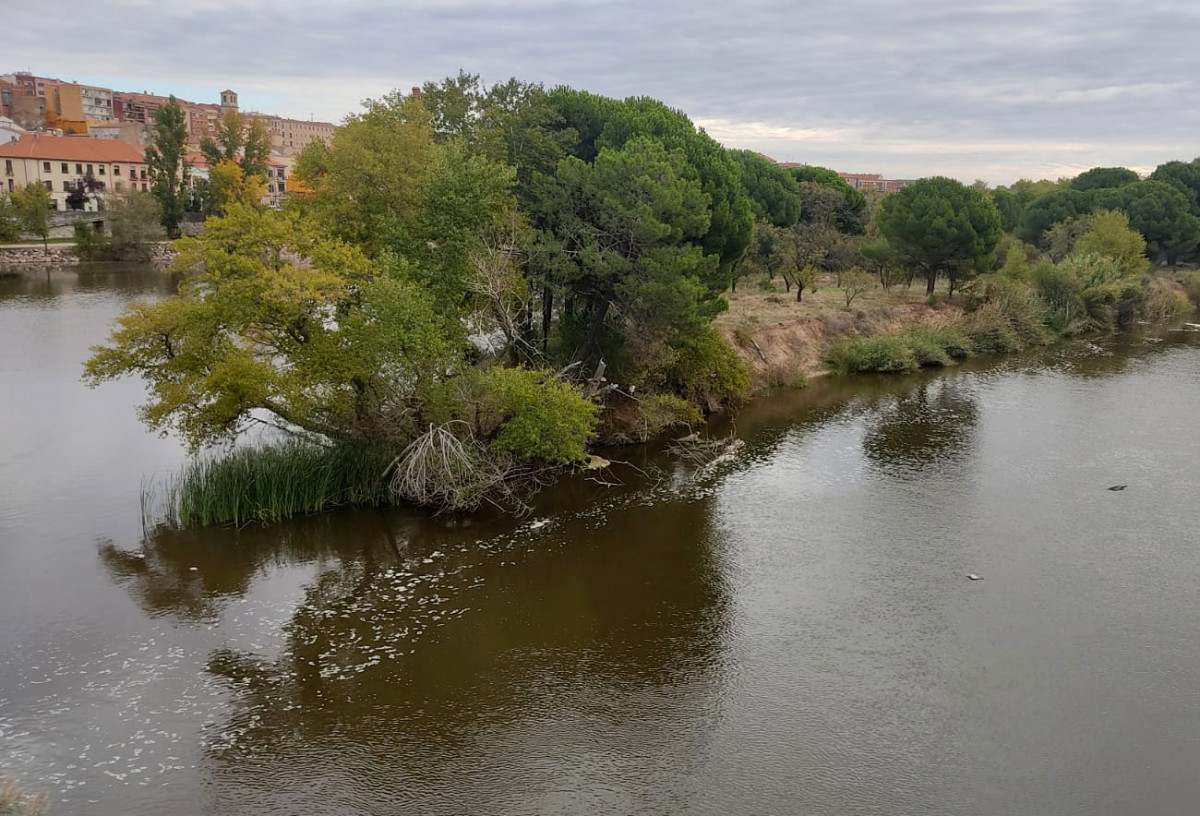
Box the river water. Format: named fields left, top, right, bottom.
left=1, top=265, right=1198, bottom=816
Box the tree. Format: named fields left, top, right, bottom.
left=1072, top=209, right=1147, bottom=274
left=207, top=159, right=267, bottom=216
left=84, top=205, right=455, bottom=450
left=201, top=109, right=270, bottom=179
left=421, top=70, right=484, bottom=142
left=730, top=150, right=801, bottom=227
left=293, top=92, right=437, bottom=257
left=548, top=89, right=754, bottom=292
left=1094, top=180, right=1200, bottom=265
left=876, top=176, right=1001, bottom=295
left=64, top=171, right=105, bottom=210
left=841, top=269, right=874, bottom=307
left=144, top=96, right=191, bottom=237
left=1149, top=159, right=1200, bottom=214
left=1070, top=166, right=1139, bottom=192
left=0, top=193, right=22, bottom=242
left=791, top=165, right=867, bottom=234
left=12, top=182, right=51, bottom=250
left=536, top=136, right=716, bottom=367
left=1017, top=188, right=1094, bottom=245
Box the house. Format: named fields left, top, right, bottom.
left=0, top=133, right=149, bottom=210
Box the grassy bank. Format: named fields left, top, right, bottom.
left=719, top=268, right=1196, bottom=383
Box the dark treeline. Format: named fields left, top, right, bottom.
left=80, top=72, right=1200, bottom=522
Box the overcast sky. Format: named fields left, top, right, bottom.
left=8, top=0, right=1200, bottom=184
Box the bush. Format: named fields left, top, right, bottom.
left=634, top=393, right=702, bottom=440
left=1181, top=270, right=1200, bottom=306
left=825, top=334, right=919, bottom=374
left=825, top=324, right=973, bottom=375
left=1032, top=259, right=1087, bottom=333
left=480, top=367, right=599, bottom=464
left=965, top=300, right=1024, bottom=353
left=657, top=326, right=751, bottom=411
left=1141, top=278, right=1192, bottom=323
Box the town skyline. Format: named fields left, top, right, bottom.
left=8, top=0, right=1199, bottom=186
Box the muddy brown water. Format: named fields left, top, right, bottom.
left=2, top=265, right=1199, bottom=815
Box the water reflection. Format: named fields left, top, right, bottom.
left=100, top=492, right=734, bottom=815
left=861, top=375, right=979, bottom=477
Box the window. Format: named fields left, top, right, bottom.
left=139, top=169, right=146, bottom=180
left=113, top=165, right=121, bottom=176
left=86, top=164, right=93, bottom=174
left=114, top=182, right=122, bottom=191
left=98, top=165, right=105, bottom=175
left=141, top=182, right=147, bottom=191
left=6, top=179, right=12, bottom=193
left=44, top=180, right=52, bottom=191
left=61, top=163, right=68, bottom=174
left=43, top=161, right=51, bottom=172
left=3, top=159, right=11, bottom=175
left=63, top=181, right=70, bottom=191
left=76, top=163, right=83, bottom=174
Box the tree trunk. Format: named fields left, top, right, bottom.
left=925, top=269, right=938, bottom=296
left=576, top=297, right=610, bottom=365
left=541, top=285, right=553, bottom=354
left=796, top=284, right=804, bottom=302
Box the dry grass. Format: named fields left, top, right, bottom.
left=0, top=779, right=49, bottom=816
left=718, top=272, right=962, bottom=389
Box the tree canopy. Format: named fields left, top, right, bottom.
left=1070, top=166, right=1139, bottom=192
left=877, top=176, right=1002, bottom=294
left=144, top=96, right=190, bottom=237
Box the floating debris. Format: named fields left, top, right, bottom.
left=1108, top=484, right=1127, bottom=491
left=967, top=573, right=983, bottom=581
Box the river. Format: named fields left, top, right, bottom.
left=1, top=264, right=1199, bottom=816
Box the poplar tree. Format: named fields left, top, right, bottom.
left=145, top=96, right=190, bottom=237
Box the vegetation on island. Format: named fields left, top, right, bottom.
left=81, top=70, right=1200, bottom=524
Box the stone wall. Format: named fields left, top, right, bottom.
left=0, top=242, right=177, bottom=268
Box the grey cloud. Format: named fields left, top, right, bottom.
left=9, top=0, right=1200, bottom=182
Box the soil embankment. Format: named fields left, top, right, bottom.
left=715, top=275, right=963, bottom=389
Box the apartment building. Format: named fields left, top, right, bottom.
left=264, top=116, right=335, bottom=155
left=0, top=133, right=149, bottom=209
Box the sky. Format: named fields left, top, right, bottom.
left=7, top=0, right=1200, bottom=185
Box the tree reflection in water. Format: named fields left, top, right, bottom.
left=99, top=488, right=734, bottom=815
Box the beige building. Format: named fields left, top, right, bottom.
left=54, top=83, right=115, bottom=126
left=0, top=133, right=149, bottom=210
left=264, top=115, right=336, bottom=155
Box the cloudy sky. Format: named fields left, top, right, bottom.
left=8, top=0, right=1200, bottom=184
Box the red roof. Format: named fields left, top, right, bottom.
left=0, top=133, right=146, bottom=163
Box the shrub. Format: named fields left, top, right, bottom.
left=480, top=367, right=599, bottom=464
left=634, top=393, right=702, bottom=439
left=1032, top=259, right=1087, bottom=333
left=1141, top=278, right=1192, bottom=323
left=0, top=779, right=48, bottom=816
left=965, top=300, right=1023, bottom=353
left=825, top=334, right=919, bottom=374
left=1181, top=270, right=1200, bottom=306
left=657, top=326, right=751, bottom=411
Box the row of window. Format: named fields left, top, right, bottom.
left=3, top=178, right=147, bottom=196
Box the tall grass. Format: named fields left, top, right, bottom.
left=161, top=442, right=397, bottom=527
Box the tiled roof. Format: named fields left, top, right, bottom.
left=0, top=133, right=146, bottom=163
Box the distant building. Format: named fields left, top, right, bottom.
left=0, top=115, right=25, bottom=144
left=837, top=172, right=914, bottom=194
left=0, top=133, right=149, bottom=209
left=89, top=120, right=149, bottom=146
left=51, top=83, right=114, bottom=133
left=263, top=115, right=336, bottom=156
